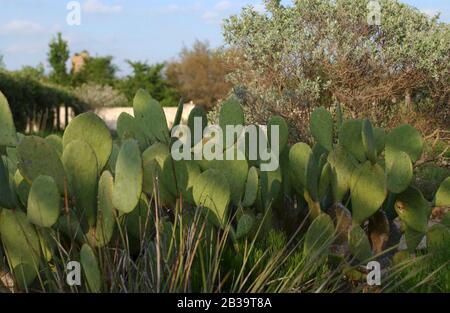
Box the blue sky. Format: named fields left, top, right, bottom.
left=0, top=0, right=449, bottom=75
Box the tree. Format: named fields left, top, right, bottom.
left=117, top=61, right=179, bottom=107
left=0, top=54, right=5, bottom=69
left=223, top=0, right=450, bottom=139
left=72, top=56, right=118, bottom=86
left=16, top=64, right=46, bottom=80
left=48, top=32, right=70, bottom=85
left=166, top=40, right=235, bottom=109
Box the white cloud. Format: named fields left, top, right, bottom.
left=159, top=4, right=181, bottom=14
left=215, top=1, right=232, bottom=12
left=202, top=0, right=234, bottom=22
left=0, top=20, right=42, bottom=35
left=4, top=43, right=44, bottom=54
left=202, top=10, right=219, bottom=22
left=83, top=0, right=122, bottom=14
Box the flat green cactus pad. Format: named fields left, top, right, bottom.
left=242, top=166, right=259, bottom=207
left=193, top=169, right=231, bottom=228
left=435, top=177, right=450, bottom=207
left=80, top=244, right=102, bottom=292
left=62, top=140, right=98, bottom=226
left=133, top=89, right=170, bottom=144
left=310, top=107, right=333, bottom=151
left=385, top=124, right=423, bottom=170
left=339, top=119, right=366, bottom=163
left=113, top=139, right=143, bottom=214
left=386, top=151, right=413, bottom=194
left=348, top=225, right=372, bottom=262
left=395, top=187, right=430, bottom=233
left=87, top=171, right=116, bottom=247
left=27, top=175, right=60, bottom=227
left=350, top=161, right=387, bottom=224
left=303, top=214, right=335, bottom=258
left=0, top=209, right=41, bottom=289
left=17, top=136, right=66, bottom=193
left=0, top=91, right=17, bottom=147
left=63, top=112, right=112, bottom=172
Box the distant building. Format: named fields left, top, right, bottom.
left=71, top=50, right=90, bottom=74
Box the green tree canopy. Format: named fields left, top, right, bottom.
left=72, top=56, right=118, bottom=87
left=117, top=61, right=179, bottom=107
left=48, top=32, right=70, bottom=85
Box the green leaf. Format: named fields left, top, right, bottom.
left=0, top=90, right=17, bottom=147
left=0, top=209, right=41, bottom=289
left=327, top=145, right=356, bottom=203
left=236, top=212, right=256, bottom=239
left=87, top=171, right=116, bottom=247
left=350, top=161, right=387, bottom=224
left=193, top=169, right=231, bottom=228
left=113, top=139, right=143, bottom=214
left=303, top=214, right=335, bottom=258
left=17, top=136, right=66, bottom=193
left=395, top=187, right=430, bottom=233
left=62, top=140, right=98, bottom=226
left=27, top=175, right=60, bottom=227
left=386, top=151, right=413, bottom=194
left=361, top=119, right=377, bottom=164
left=268, top=115, right=289, bottom=152
left=310, top=107, right=333, bottom=151
left=348, top=225, right=372, bottom=262
left=187, top=106, right=208, bottom=147
left=404, top=226, right=425, bottom=253
left=339, top=119, right=366, bottom=163
left=0, top=157, right=16, bottom=209
left=385, top=124, right=423, bottom=170
left=435, top=177, right=450, bottom=207
left=133, top=89, right=170, bottom=144
left=242, top=166, right=259, bottom=207
left=289, top=142, right=312, bottom=187
left=117, top=112, right=148, bottom=150
left=63, top=112, right=112, bottom=171
left=427, top=224, right=450, bottom=252
left=219, top=97, right=245, bottom=148
left=80, top=244, right=101, bottom=293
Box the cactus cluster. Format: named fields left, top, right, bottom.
left=0, top=88, right=449, bottom=291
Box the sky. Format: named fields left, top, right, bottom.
left=0, top=0, right=449, bottom=75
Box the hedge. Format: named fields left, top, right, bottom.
left=0, top=70, right=85, bottom=132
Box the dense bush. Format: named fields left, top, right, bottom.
left=74, top=83, right=129, bottom=110
left=0, top=70, right=85, bottom=132
left=223, top=0, right=450, bottom=140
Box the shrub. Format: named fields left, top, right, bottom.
left=0, top=70, right=85, bottom=132
left=223, top=0, right=450, bottom=140
left=73, top=83, right=129, bottom=110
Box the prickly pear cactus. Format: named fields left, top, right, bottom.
left=0, top=209, right=41, bottom=289
left=80, top=244, right=101, bottom=292
left=193, top=169, right=231, bottom=227
left=27, top=175, right=60, bottom=227
left=113, top=139, right=143, bottom=214
left=63, top=112, right=112, bottom=172
left=350, top=161, right=387, bottom=224
left=0, top=90, right=17, bottom=147
left=310, top=107, right=333, bottom=151
left=17, top=136, right=66, bottom=193
left=133, top=89, right=170, bottom=144
left=62, top=140, right=98, bottom=226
